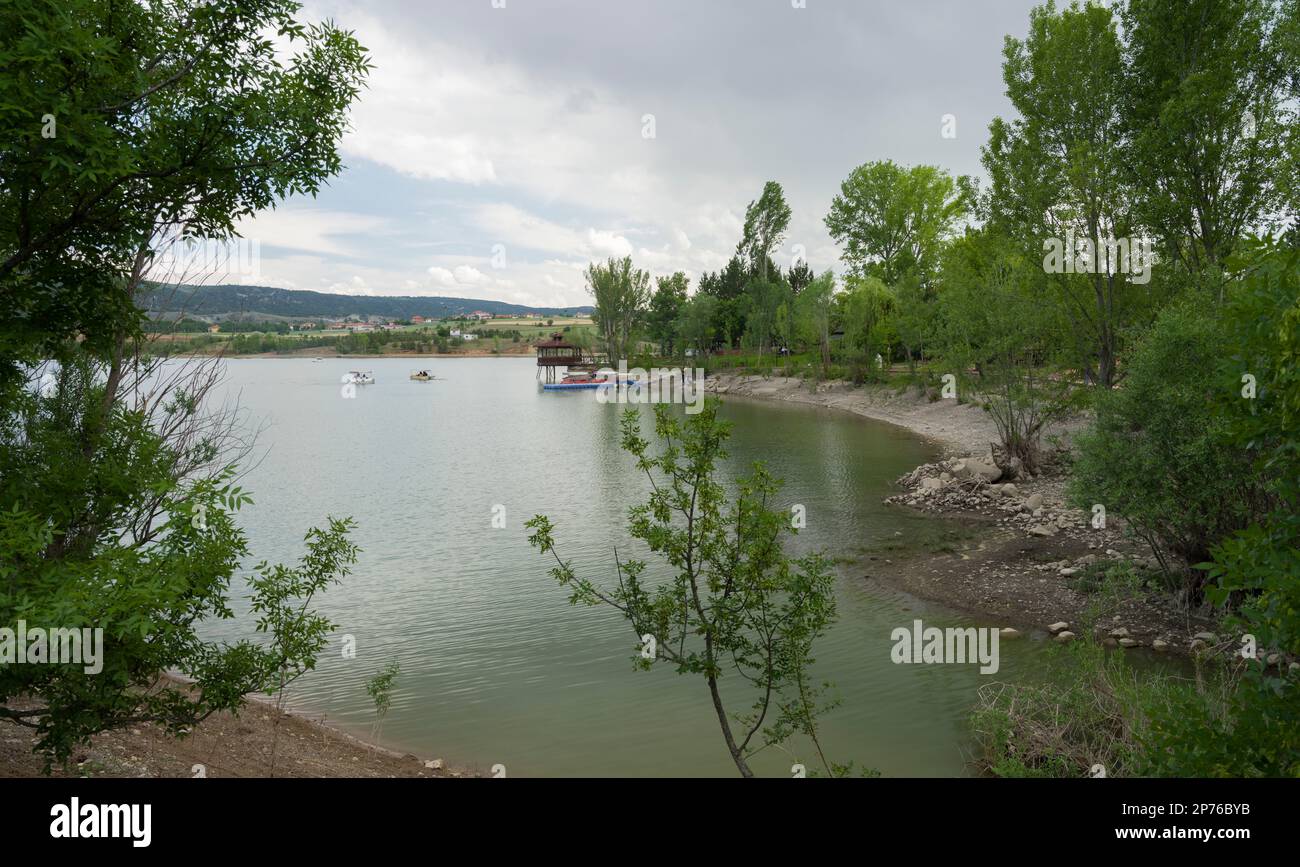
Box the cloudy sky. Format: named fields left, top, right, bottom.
left=233, top=0, right=1041, bottom=307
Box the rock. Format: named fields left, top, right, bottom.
left=939, top=472, right=953, bottom=483
left=1118, top=638, right=1139, bottom=648
left=1001, top=484, right=1018, bottom=497
left=1059, top=567, right=1080, bottom=577
left=963, top=460, right=1003, bottom=483
left=1055, top=631, right=1076, bottom=643
left=425, top=758, right=444, bottom=770
left=1109, top=627, right=1130, bottom=638
left=1029, top=524, right=1056, bottom=537
left=1152, top=639, right=1169, bottom=652
left=1102, top=638, right=1118, bottom=648
left=1048, top=621, right=1071, bottom=634
left=1193, top=632, right=1219, bottom=644
left=920, top=477, right=944, bottom=491
left=999, top=628, right=1021, bottom=639
left=1190, top=639, right=1208, bottom=652
left=1025, top=493, right=1044, bottom=510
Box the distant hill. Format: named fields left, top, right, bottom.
left=140, top=283, right=593, bottom=322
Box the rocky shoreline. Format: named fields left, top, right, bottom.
left=704, top=373, right=1258, bottom=660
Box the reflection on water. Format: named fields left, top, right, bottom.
left=203, top=357, right=1058, bottom=777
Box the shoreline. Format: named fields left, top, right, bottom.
left=0, top=679, right=475, bottom=779
left=705, top=373, right=1218, bottom=652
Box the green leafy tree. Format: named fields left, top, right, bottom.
left=526, top=402, right=841, bottom=777
left=586, top=256, right=651, bottom=364
left=934, top=227, right=1071, bottom=474
left=1069, top=300, right=1269, bottom=598
left=0, top=0, right=371, bottom=376
left=984, top=1, right=1161, bottom=387
left=364, top=662, right=401, bottom=743
left=647, top=272, right=689, bottom=357
left=794, top=271, right=835, bottom=375
left=0, top=352, right=360, bottom=767
left=677, top=294, right=719, bottom=363
left=1122, top=0, right=1299, bottom=283
left=737, top=182, right=792, bottom=282
left=825, top=160, right=967, bottom=285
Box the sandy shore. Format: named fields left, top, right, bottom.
left=705, top=373, right=1012, bottom=456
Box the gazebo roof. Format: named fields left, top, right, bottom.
left=536, top=332, right=576, bottom=349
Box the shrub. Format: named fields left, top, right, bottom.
left=1070, top=302, right=1268, bottom=600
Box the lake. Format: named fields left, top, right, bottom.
left=205, top=356, right=1054, bottom=777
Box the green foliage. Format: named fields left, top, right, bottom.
left=1122, top=0, right=1299, bottom=276
left=1201, top=239, right=1300, bottom=656
left=1139, top=663, right=1300, bottom=777
left=526, top=401, right=841, bottom=778
left=824, top=160, right=967, bottom=284
left=1070, top=301, right=1268, bottom=597
left=934, top=227, right=1070, bottom=472
left=647, top=272, right=689, bottom=356
left=0, top=0, right=371, bottom=376
left=1142, top=240, right=1300, bottom=779
left=737, top=181, right=792, bottom=282
left=0, top=353, right=359, bottom=768
left=364, top=661, right=400, bottom=740
left=586, top=256, right=651, bottom=364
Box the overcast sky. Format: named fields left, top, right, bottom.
left=231, top=0, right=1042, bottom=307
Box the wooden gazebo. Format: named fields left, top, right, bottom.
left=535, top=332, right=586, bottom=382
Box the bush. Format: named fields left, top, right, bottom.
left=1070, top=302, right=1268, bottom=600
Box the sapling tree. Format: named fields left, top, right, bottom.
left=527, top=400, right=843, bottom=777
left=365, top=662, right=401, bottom=743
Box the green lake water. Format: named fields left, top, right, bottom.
left=205, top=357, right=1062, bottom=777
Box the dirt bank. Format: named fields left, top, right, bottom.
left=0, top=684, right=474, bottom=778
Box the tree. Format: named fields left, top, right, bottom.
left=647, top=272, right=689, bottom=356
left=586, top=256, right=651, bottom=364
left=365, top=662, right=401, bottom=743
left=837, top=275, right=894, bottom=367
left=787, top=261, right=815, bottom=296
left=984, top=1, right=1152, bottom=387
left=526, top=402, right=842, bottom=777
left=825, top=160, right=967, bottom=285
left=737, top=181, right=792, bottom=282
left=1121, top=0, right=1298, bottom=283
left=0, top=351, right=360, bottom=766
left=677, top=294, right=719, bottom=363
left=935, top=227, right=1070, bottom=475
left=794, top=271, right=835, bottom=374
left=1069, top=300, right=1268, bottom=597
left=0, top=0, right=371, bottom=378
left=699, top=255, right=750, bottom=348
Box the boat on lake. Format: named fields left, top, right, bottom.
left=410, top=370, right=437, bottom=381
left=343, top=370, right=375, bottom=385
left=542, top=370, right=610, bottom=391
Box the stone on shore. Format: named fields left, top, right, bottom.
left=1048, top=621, right=1070, bottom=634
left=1055, top=631, right=1076, bottom=643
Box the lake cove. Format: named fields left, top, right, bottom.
left=200, top=357, right=1062, bottom=777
